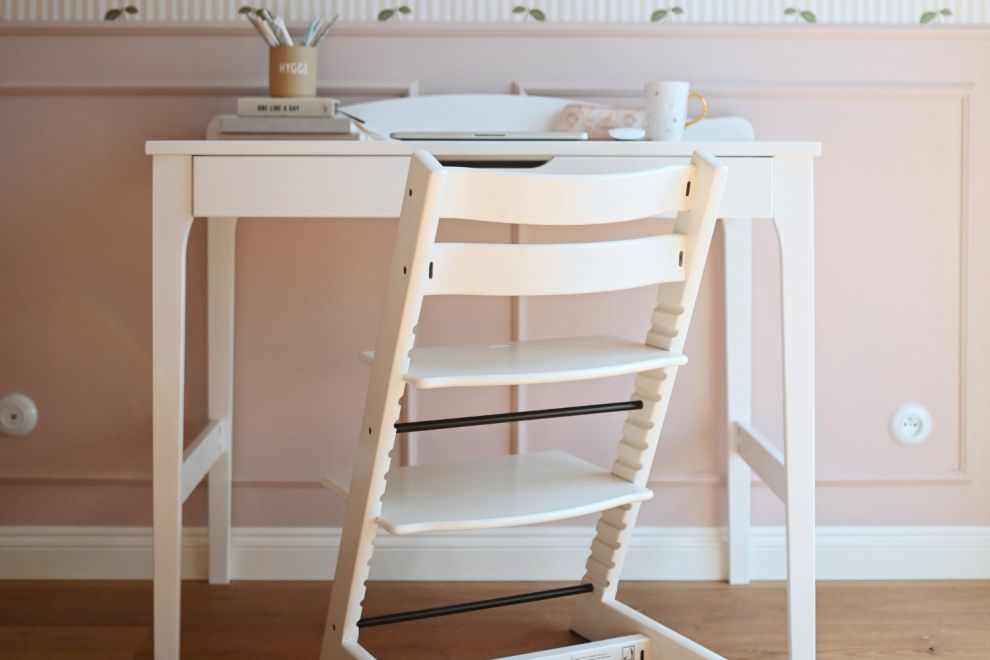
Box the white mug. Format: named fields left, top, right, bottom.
left=644, top=81, right=709, bottom=141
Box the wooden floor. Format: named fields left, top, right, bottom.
left=1, top=580, right=988, bottom=659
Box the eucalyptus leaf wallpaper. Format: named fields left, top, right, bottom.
left=4, top=0, right=988, bottom=25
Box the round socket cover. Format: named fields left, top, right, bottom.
left=0, top=393, right=38, bottom=437
left=889, top=403, right=932, bottom=447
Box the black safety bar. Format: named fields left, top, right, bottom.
left=357, top=583, right=594, bottom=628
left=395, top=400, right=643, bottom=434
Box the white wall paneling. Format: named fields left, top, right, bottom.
left=1, top=24, right=988, bottom=542
left=516, top=79, right=975, bottom=488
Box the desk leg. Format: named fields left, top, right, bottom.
left=723, top=218, right=753, bottom=586
left=152, top=156, right=195, bottom=660
left=773, top=157, right=817, bottom=659
left=208, top=217, right=237, bottom=585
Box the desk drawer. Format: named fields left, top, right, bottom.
left=534, top=156, right=772, bottom=219
left=193, top=155, right=772, bottom=219
left=193, top=156, right=411, bottom=218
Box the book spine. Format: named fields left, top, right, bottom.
left=220, top=116, right=354, bottom=134
left=237, top=98, right=338, bottom=117
left=216, top=132, right=365, bottom=141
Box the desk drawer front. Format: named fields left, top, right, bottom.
left=193, top=155, right=771, bottom=219
left=534, top=157, right=772, bottom=219
left=193, top=156, right=411, bottom=218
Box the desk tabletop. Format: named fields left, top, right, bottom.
left=145, top=140, right=821, bottom=158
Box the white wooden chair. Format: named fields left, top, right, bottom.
left=319, top=148, right=729, bottom=659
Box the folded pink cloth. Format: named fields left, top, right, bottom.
left=551, top=104, right=646, bottom=140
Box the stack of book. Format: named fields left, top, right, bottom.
left=209, top=96, right=361, bottom=140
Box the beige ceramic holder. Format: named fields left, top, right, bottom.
left=269, top=46, right=317, bottom=97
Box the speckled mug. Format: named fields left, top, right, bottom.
left=644, top=81, right=708, bottom=141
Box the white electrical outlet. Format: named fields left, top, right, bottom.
left=0, top=393, right=38, bottom=437
left=889, top=403, right=932, bottom=446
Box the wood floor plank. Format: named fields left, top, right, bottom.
left=0, top=626, right=149, bottom=660
left=0, top=580, right=987, bottom=659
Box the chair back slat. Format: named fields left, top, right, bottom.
left=426, top=234, right=687, bottom=297
left=440, top=164, right=694, bottom=225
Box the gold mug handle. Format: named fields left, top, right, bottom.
left=685, top=91, right=708, bottom=127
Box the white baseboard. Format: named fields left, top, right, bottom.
left=2, top=526, right=989, bottom=581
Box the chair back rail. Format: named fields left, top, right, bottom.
left=426, top=234, right=687, bottom=297
left=441, top=164, right=694, bottom=225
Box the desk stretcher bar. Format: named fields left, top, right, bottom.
left=736, top=421, right=787, bottom=501
left=180, top=420, right=225, bottom=503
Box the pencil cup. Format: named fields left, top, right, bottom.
left=269, top=46, right=317, bottom=97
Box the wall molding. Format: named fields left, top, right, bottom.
left=517, top=78, right=976, bottom=487
left=514, top=80, right=978, bottom=99
left=0, top=81, right=418, bottom=97
left=0, top=74, right=973, bottom=491
left=2, top=525, right=989, bottom=581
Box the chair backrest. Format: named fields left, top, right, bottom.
left=376, top=150, right=727, bottom=360
left=427, top=163, right=693, bottom=297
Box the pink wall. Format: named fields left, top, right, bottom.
left=1, top=24, right=988, bottom=529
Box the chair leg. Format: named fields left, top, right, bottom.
left=341, top=641, right=376, bottom=660
left=571, top=503, right=722, bottom=658
left=320, top=432, right=397, bottom=660
left=320, top=508, right=380, bottom=658
left=577, top=504, right=640, bottom=601
left=571, top=355, right=726, bottom=658
left=572, top=598, right=724, bottom=659
left=573, top=362, right=677, bottom=603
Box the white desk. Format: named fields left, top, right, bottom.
left=146, top=139, right=820, bottom=659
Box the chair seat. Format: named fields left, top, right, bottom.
left=323, top=450, right=653, bottom=535
left=361, top=335, right=687, bottom=389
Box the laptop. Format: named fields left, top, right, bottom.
left=390, top=131, right=589, bottom=141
